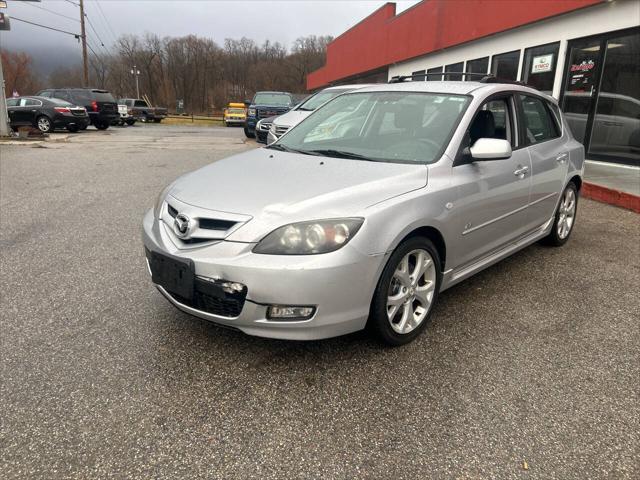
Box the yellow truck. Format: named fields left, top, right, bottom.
left=223, top=102, right=247, bottom=127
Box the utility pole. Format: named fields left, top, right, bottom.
left=131, top=66, right=140, bottom=98
left=79, top=0, right=89, bottom=86
left=0, top=53, right=10, bottom=137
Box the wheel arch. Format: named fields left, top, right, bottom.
left=397, top=225, right=447, bottom=272
left=569, top=174, right=582, bottom=192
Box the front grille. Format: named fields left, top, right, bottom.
left=199, top=218, right=237, bottom=230
left=169, top=277, right=246, bottom=318
left=258, top=122, right=272, bottom=132
left=257, top=108, right=287, bottom=119
left=274, top=125, right=289, bottom=137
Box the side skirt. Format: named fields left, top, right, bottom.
left=440, top=216, right=554, bottom=292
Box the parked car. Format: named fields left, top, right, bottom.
left=255, top=116, right=278, bottom=143
left=244, top=91, right=293, bottom=138
left=143, top=80, right=584, bottom=345
left=119, top=98, right=168, bottom=123
left=563, top=91, right=640, bottom=159
left=6, top=96, right=89, bottom=133
left=266, top=84, right=372, bottom=144
left=36, top=88, right=118, bottom=130
left=223, top=102, right=247, bottom=127
left=115, top=102, right=136, bottom=126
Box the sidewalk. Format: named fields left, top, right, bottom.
left=583, top=160, right=640, bottom=213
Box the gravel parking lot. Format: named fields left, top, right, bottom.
left=1, top=125, right=638, bottom=479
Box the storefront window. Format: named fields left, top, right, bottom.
left=491, top=50, right=520, bottom=80
left=412, top=69, right=426, bottom=81
left=590, top=32, right=640, bottom=165
left=426, top=66, right=443, bottom=81
left=521, top=42, right=560, bottom=94
left=466, top=57, right=489, bottom=80
left=444, top=62, right=464, bottom=81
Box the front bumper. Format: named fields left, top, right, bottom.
left=142, top=209, right=383, bottom=340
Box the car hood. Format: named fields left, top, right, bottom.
left=272, top=110, right=312, bottom=128
left=168, top=148, right=427, bottom=242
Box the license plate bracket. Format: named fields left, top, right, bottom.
left=149, top=251, right=195, bottom=300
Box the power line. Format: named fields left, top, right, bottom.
left=63, top=0, right=80, bottom=7
left=10, top=16, right=80, bottom=37
left=24, top=2, right=80, bottom=23
left=93, top=0, right=118, bottom=43
left=85, top=13, right=107, bottom=48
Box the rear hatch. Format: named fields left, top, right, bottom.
left=72, top=89, right=117, bottom=114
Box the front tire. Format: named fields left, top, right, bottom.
left=67, top=124, right=79, bottom=133
left=95, top=121, right=109, bottom=131
left=125, top=119, right=135, bottom=126
left=541, top=182, right=578, bottom=247
left=244, top=127, right=255, bottom=138
left=369, top=237, right=442, bottom=346
left=36, top=115, right=52, bottom=133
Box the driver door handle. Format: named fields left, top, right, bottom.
left=514, top=166, right=529, bottom=177
left=556, top=153, right=569, bottom=163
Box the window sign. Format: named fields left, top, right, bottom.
left=531, top=54, right=554, bottom=74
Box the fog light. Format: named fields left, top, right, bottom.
left=267, top=305, right=315, bottom=320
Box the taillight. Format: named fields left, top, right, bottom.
left=91, top=101, right=98, bottom=112
left=54, top=107, right=71, bottom=113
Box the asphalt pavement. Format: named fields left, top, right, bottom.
left=1, top=125, right=638, bottom=479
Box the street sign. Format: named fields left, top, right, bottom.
left=0, top=13, right=10, bottom=31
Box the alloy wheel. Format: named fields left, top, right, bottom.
left=557, top=188, right=576, bottom=239
left=37, top=117, right=51, bottom=133
left=386, top=248, right=436, bottom=335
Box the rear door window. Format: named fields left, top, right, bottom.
left=134, top=100, right=149, bottom=107
left=518, top=94, right=561, bottom=145
left=24, top=99, right=42, bottom=107
left=6, top=98, right=19, bottom=107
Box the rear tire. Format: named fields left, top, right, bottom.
left=125, top=119, right=135, bottom=126
left=369, top=237, right=442, bottom=346
left=244, top=127, right=255, bottom=138
left=95, top=121, right=109, bottom=131
left=540, top=182, right=578, bottom=247
left=80, top=124, right=88, bottom=131
left=153, top=118, right=162, bottom=123
left=36, top=115, right=52, bottom=133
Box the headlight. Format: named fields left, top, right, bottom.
left=269, top=124, right=276, bottom=133
left=153, top=180, right=177, bottom=218
left=253, top=218, right=364, bottom=255
left=248, top=108, right=256, bottom=116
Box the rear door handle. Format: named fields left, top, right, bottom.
left=514, top=166, right=529, bottom=177
left=556, top=153, right=568, bottom=164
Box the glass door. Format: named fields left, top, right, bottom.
left=561, top=28, right=640, bottom=166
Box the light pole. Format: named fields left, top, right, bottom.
left=130, top=66, right=140, bottom=99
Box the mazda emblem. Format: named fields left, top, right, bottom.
left=174, top=213, right=193, bottom=239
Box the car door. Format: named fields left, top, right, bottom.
left=6, top=98, right=21, bottom=125
left=517, top=94, right=568, bottom=228
left=449, top=94, right=533, bottom=269
left=23, top=98, right=43, bottom=126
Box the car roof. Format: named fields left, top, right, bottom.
left=323, top=84, right=374, bottom=92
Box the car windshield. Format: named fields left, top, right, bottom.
left=298, top=90, right=350, bottom=111
left=253, top=93, right=292, bottom=106
left=273, top=91, right=471, bottom=164
left=228, top=108, right=245, bottom=114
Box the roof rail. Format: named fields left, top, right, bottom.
left=389, top=72, right=494, bottom=83
left=388, top=73, right=539, bottom=90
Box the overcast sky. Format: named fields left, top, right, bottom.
left=1, top=0, right=421, bottom=60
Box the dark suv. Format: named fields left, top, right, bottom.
left=37, top=88, right=119, bottom=130
left=244, top=91, right=293, bottom=138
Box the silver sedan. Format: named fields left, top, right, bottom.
left=143, top=80, right=584, bottom=345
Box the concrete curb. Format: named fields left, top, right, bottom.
left=582, top=182, right=640, bottom=214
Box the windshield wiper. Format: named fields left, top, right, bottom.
left=307, top=149, right=376, bottom=161
left=296, top=107, right=313, bottom=111
left=266, top=144, right=316, bottom=156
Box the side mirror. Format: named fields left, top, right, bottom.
left=469, top=138, right=512, bottom=160
left=244, top=99, right=252, bottom=106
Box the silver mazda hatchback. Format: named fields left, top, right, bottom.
left=143, top=80, right=584, bottom=345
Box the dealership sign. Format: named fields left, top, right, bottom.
left=531, top=54, right=553, bottom=74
